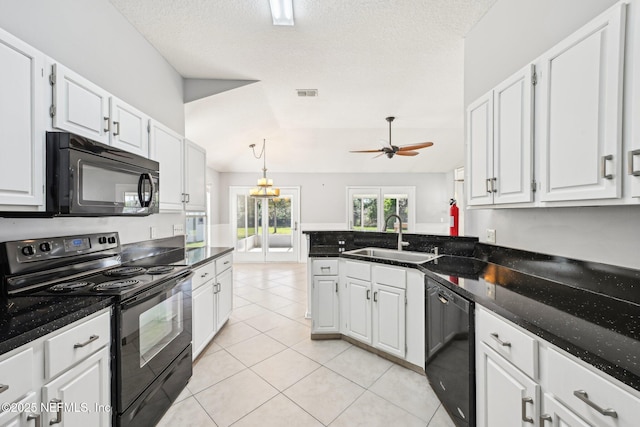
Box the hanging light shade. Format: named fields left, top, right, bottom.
left=249, top=139, right=280, bottom=198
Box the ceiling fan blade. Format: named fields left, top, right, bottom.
left=350, top=149, right=383, bottom=153
left=397, top=142, right=434, bottom=151
left=395, top=150, right=419, bottom=156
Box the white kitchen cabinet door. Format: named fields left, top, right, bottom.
left=149, top=120, right=184, bottom=211
left=372, top=283, right=405, bottom=358
left=184, top=140, right=207, bottom=211
left=215, top=267, right=233, bottom=333
left=51, top=63, right=110, bottom=144
left=493, top=64, right=534, bottom=204
left=0, top=28, right=45, bottom=208
left=312, top=276, right=340, bottom=333
left=0, top=392, right=39, bottom=427
left=110, top=98, right=149, bottom=157
left=192, top=282, right=215, bottom=359
left=538, top=3, right=626, bottom=202
left=41, top=346, right=110, bottom=427
left=345, top=277, right=372, bottom=345
left=540, top=393, right=592, bottom=427
left=466, top=91, right=494, bottom=206
left=476, top=342, right=539, bottom=427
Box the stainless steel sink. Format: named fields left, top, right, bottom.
left=343, top=247, right=437, bottom=264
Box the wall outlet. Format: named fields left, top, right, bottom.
left=173, top=224, right=185, bottom=236
left=150, top=226, right=157, bottom=239
left=487, top=228, right=496, bottom=244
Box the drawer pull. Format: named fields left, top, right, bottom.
left=320, top=266, right=331, bottom=271
left=521, top=397, right=534, bottom=423
left=49, top=398, right=63, bottom=425
left=201, top=272, right=209, bottom=278
left=540, top=414, right=552, bottom=426
left=573, top=390, right=618, bottom=418
left=224, top=261, right=230, bottom=265
left=27, top=413, right=41, bottom=427
left=490, top=332, right=511, bottom=347
left=0, top=384, right=8, bottom=393
left=74, top=334, right=99, bottom=349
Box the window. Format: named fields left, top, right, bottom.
left=347, top=187, right=416, bottom=232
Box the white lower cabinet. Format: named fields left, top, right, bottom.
left=310, top=259, right=340, bottom=334
left=477, top=306, right=640, bottom=427
left=191, top=254, right=234, bottom=360
left=344, top=276, right=372, bottom=344
left=0, top=308, right=111, bottom=427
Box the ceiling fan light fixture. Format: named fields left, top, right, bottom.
left=269, top=0, right=294, bottom=26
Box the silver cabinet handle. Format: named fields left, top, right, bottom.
left=74, top=335, right=99, bottom=348
left=521, top=397, right=534, bottom=423
left=216, top=283, right=221, bottom=293
left=492, top=177, right=497, bottom=193
left=373, top=291, right=378, bottom=302
left=49, top=398, right=63, bottom=425
left=540, top=414, right=552, bottom=426
left=335, top=282, right=338, bottom=293
left=103, top=117, right=110, bottom=133
left=490, top=332, right=511, bottom=347
left=113, top=121, right=120, bottom=136
left=201, top=272, right=209, bottom=278
left=294, top=221, right=298, bottom=231
left=486, top=178, right=492, bottom=194
left=573, top=390, right=618, bottom=418
left=186, top=193, right=190, bottom=203
left=224, top=261, right=230, bottom=265
left=0, top=384, right=8, bottom=393
left=366, top=289, right=371, bottom=300
left=601, top=154, right=613, bottom=179
left=27, top=413, right=41, bottom=427
left=628, top=149, right=640, bottom=176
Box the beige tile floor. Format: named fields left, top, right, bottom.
left=157, top=263, right=455, bottom=427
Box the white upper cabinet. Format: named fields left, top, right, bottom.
left=110, top=98, right=150, bottom=157
left=538, top=2, right=626, bottom=202
left=149, top=120, right=184, bottom=211
left=52, top=63, right=111, bottom=144
left=0, top=27, right=45, bottom=209
left=467, top=64, right=534, bottom=206
left=184, top=139, right=207, bottom=211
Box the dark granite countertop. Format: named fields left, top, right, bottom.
left=185, top=246, right=234, bottom=268
left=308, top=231, right=640, bottom=392
left=0, top=295, right=113, bottom=356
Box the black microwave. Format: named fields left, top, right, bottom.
left=44, top=132, right=160, bottom=216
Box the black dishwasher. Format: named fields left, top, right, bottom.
left=425, top=278, right=475, bottom=427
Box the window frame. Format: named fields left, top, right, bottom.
left=346, top=186, right=416, bottom=232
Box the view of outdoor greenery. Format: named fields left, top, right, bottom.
left=352, top=195, right=408, bottom=231
left=236, top=196, right=292, bottom=239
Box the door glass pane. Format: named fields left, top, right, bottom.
left=352, top=194, right=378, bottom=231
left=236, top=195, right=262, bottom=253
left=139, top=292, right=183, bottom=367
left=383, top=193, right=409, bottom=231
left=267, top=196, right=293, bottom=253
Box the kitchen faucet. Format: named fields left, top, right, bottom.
left=385, top=214, right=409, bottom=251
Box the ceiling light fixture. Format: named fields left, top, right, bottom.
left=249, top=139, right=280, bottom=198
left=269, top=0, right=294, bottom=26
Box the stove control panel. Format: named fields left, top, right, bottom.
left=6, top=232, right=120, bottom=265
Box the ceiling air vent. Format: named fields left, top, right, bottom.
left=297, top=89, right=318, bottom=97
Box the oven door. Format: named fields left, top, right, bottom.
left=117, top=273, right=192, bottom=413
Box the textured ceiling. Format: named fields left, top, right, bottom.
left=109, top=0, right=496, bottom=173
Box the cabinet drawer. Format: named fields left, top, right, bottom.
left=372, top=265, right=406, bottom=289
left=345, top=261, right=370, bottom=281
left=313, top=259, right=339, bottom=276
left=215, top=253, right=233, bottom=275
left=45, top=310, right=111, bottom=379
left=546, top=348, right=640, bottom=427
left=192, top=261, right=216, bottom=290
left=476, top=308, right=538, bottom=378
left=0, top=348, right=33, bottom=406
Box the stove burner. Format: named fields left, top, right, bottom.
left=49, top=281, right=95, bottom=292
left=93, top=279, right=140, bottom=291
left=105, top=267, right=146, bottom=277
left=146, top=266, right=174, bottom=275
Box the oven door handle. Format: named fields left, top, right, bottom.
left=120, top=271, right=194, bottom=309
left=137, top=173, right=155, bottom=208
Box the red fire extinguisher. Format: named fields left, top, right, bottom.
left=449, top=198, right=459, bottom=236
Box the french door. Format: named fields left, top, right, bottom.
left=231, top=187, right=300, bottom=262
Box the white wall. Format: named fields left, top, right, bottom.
left=209, top=172, right=452, bottom=246
left=0, top=0, right=186, bottom=244
left=464, top=0, right=640, bottom=269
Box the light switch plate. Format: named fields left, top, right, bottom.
left=487, top=229, right=496, bottom=244
left=150, top=226, right=157, bottom=239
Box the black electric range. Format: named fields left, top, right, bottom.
left=0, top=232, right=194, bottom=427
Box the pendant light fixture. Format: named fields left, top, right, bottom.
left=249, top=139, right=280, bottom=198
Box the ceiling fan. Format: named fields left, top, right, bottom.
left=350, top=116, right=434, bottom=158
